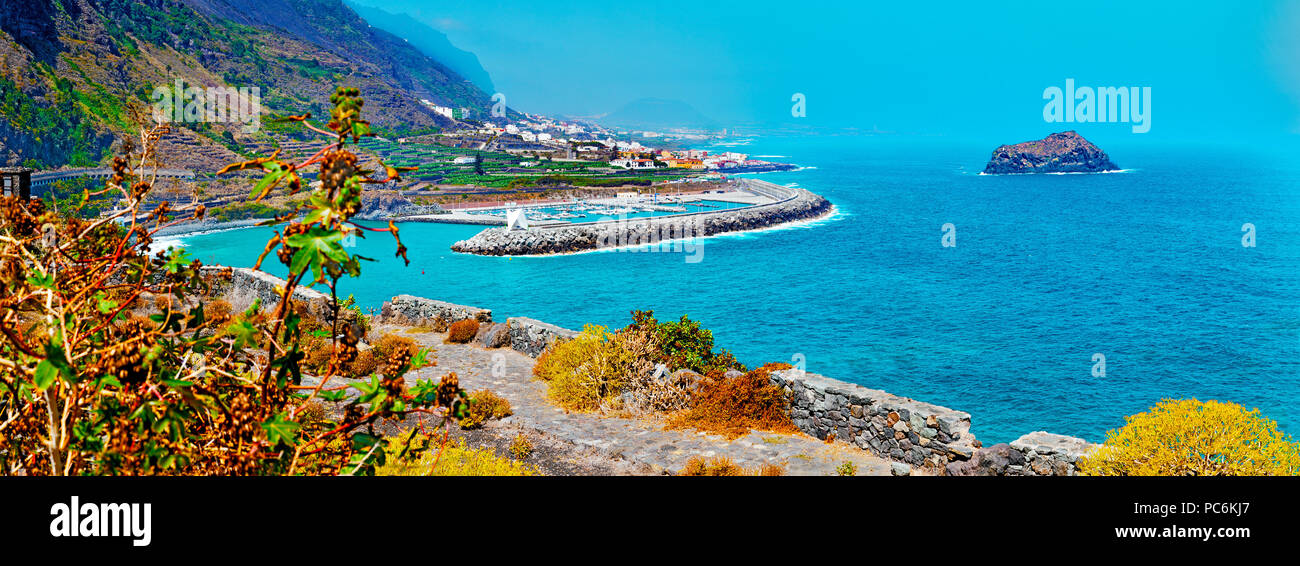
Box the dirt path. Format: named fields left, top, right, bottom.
left=368, top=326, right=898, bottom=476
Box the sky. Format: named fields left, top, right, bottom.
left=354, top=0, right=1300, bottom=145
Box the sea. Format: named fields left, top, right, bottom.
left=170, top=135, right=1300, bottom=445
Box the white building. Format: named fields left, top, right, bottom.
left=611, top=158, right=658, bottom=170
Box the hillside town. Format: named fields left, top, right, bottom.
left=415, top=100, right=785, bottom=173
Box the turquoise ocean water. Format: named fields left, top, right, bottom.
left=173, top=136, right=1300, bottom=444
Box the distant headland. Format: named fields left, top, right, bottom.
left=982, top=131, right=1119, bottom=175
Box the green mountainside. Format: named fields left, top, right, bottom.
left=0, top=0, right=494, bottom=169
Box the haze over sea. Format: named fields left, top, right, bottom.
left=177, top=135, right=1300, bottom=444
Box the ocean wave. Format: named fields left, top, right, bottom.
left=147, top=237, right=185, bottom=253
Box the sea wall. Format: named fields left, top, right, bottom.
left=768, top=367, right=1095, bottom=475
left=450, top=179, right=833, bottom=256
left=378, top=294, right=493, bottom=330
left=507, top=317, right=579, bottom=357
left=768, top=369, right=980, bottom=470
left=199, top=266, right=343, bottom=324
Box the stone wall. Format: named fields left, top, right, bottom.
left=769, top=369, right=980, bottom=472
left=378, top=294, right=493, bottom=330
left=769, top=369, right=1094, bottom=476
left=1007, top=431, right=1094, bottom=476
left=507, top=317, right=579, bottom=357
left=199, top=266, right=340, bottom=323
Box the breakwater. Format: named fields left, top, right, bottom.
left=449, top=179, right=833, bottom=256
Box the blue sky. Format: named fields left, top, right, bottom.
left=355, top=0, right=1300, bottom=145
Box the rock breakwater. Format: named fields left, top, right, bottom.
left=450, top=180, right=832, bottom=256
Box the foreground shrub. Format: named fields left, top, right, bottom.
left=1077, top=399, right=1300, bottom=476
left=666, top=363, right=799, bottom=439
left=372, top=333, right=418, bottom=361
left=678, top=456, right=784, bottom=476
left=377, top=434, right=537, bottom=476
left=0, top=88, right=464, bottom=476
left=203, top=299, right=234, bottom=324
left=460, top=389, right=513, bottom=429
left=627, top=310, right=746, bottom=375
left=446, top=318, right=480, bottom=343
left=509, top=434, right=534, bottom=460
left=533, top=325, right=651, bottom=412
left=679, top=456, right=746, bottom=476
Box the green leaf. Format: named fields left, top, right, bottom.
left=251, top=162, right=286, bottom=199
left=94, top=292, right=119, bottom=314
left=33, top=360, right=59, bottom=390
left=261, top=413, right=300, bottom=448
left=26, top=271, right=54, bottom=289
left=351, top=121, right=370, bottom=139
left=351, top=432, right=381, bottom=452
left=226, top=319, right=258, bottom=350
left=164, top=248, right=192, bottom=274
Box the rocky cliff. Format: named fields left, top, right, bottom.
left=982, top=131, right=1119, bottom=174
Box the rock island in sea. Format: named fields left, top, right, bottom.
left=982, top=131, right=1119, bottom=174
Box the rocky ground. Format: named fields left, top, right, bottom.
left=310, top=323, right=902, bottom=476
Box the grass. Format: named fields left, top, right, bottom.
left=377, top=435, right=538, bottom=476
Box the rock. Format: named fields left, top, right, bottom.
left=476, top=323, right=510, bottom=348
left=379, top=295, right=492, bottom=328
left=356, top=190, right=447, bottom=220
left=982, top=131, right=1119, bottom=174
left=671, top=369, right=704, bottom=392
left=945, top=443, right=1014, bottom=476
left=890, top=462, right=911, bottom=476
left=507, top=317, right=578, bottom=357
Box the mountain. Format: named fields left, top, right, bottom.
left=0, top=0, right=492, bottom=169
left=599, top=98, right=719, bottom=132
left=345, top=1, right=494, bottom=94
left=982, top=131, right=1119, bottom=174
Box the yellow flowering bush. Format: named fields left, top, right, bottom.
left=376, top=435, right=537, bottom=476
left=532, top=325, right=654, bottom=412
left=1077, top=399, right=1300, bottom=476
